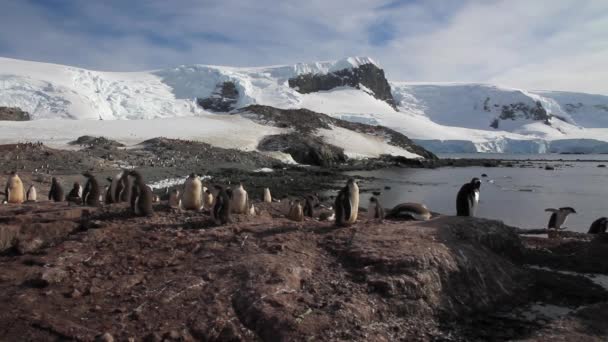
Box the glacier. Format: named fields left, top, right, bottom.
left=0, top=56, right=607, bottom=154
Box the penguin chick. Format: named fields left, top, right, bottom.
left=168, top=189, right=181, bottom=208
left=182, top=173, right=203, bottom=211
left=128, top=170, right=153, bottom=217
left=367, top=196, right=384, bottom=220
left=231, top=183, right=249, bottom=214
left=263, top=188, right=272, bottom=203
left=26, top=185, right=37, bottom=202
left=287, top=200, right=304, bottom=222
left=5, top=171, right=25, bottom=204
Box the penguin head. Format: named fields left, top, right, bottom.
left=347, top=178, right=356, bottom=185
left=106, top=177, right=113, bottom=183
left=51, top=177, right=57, bottom=183
left=73, top=182, right=80, bottom=189
left=369, top=197, right=377, bottom=203
left=189, top=173, right=197, bottom=178
left=601, top=217, right=608, bottom=229
left=471, top=178, right=481, bottom=189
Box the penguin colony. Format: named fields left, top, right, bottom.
left=2, top=169, right=605, bottom=237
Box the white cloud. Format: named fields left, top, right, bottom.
left=0, top=0, right=606, bottom=94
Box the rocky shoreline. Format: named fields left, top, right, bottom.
left=1, top=139, right=607, bottom=340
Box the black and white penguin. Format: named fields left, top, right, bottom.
left=386, top=203, right=431, bottom=221
left=48, top=177, right=65, bottom=202
left=26, top=185, right=37, bottom=202
left=168, top=189, right=181, bottom=208
left=456, top=178, right=481, bottom=217
left=118, top=171, right=132, bottom=203
left=263, top=188, right=272, bottom=203
left=545, top=207, right=577, bottom=230
left=303, top=194, right=319, bottom=218
left=212, top=185, right=231, bottom=225
left=105, top=177, right=114, bottom=204
left=66, top=182, right=82, bottom=205
left=367, top=196, right=385, bottom=220
left=128, top=170, right=153, bottom=216
left=588, top=217, right=608, bottom=234
left=82, top=172, right=101, bottom=206
left=334, top=179, right=359, bottom=227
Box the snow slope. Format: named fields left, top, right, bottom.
left=0, top=56, right=607, bottom=154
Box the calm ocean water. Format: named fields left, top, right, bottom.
left=346, top=154, right=608, bottom=232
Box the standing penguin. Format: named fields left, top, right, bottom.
left=48, top=177, right=65, bottom=202
left=5, top=172, right=25, bottom=204
left=182, top=173, right=203, bottom=211
left=203, top=189, right=214, bottom=210
left=212, top=185, right=231, bottom=225
left=67, top=182, right=82, bottom=204
left=456, top=178, right=481, bottom=217
left=168, top=189, right=181, bottom=208
left=588, top=217, right=608, bottom=234
left=118, top=171, right=132, bottom=203
left=231, top=183, right=249, bottom=214
left=82, top=172, right=101, bottom=206
left=287, top=200, right=304, bottom=222
left=367, top=197, right=385, bottom=220
left=303, top=195, right=318, bottom=218
left=128, top=170, right=153, bottom=216
left=263, top=188, right=272, bottom=203
left=546, top=207, right=577, bottom=230
left=334, top=179, right=359, bottom=227
left=105, top=178, right=114, bottom=204
left=26, top=185, right=37, bottom=202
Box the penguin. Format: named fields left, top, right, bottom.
left=48, top=177, right=65, bottom=202
left=588, top=217, right=608, bottom=234
left=303, top=194, right=319, bottom=218
left=367, top=196, right=385, bottom=220
left=82, top=172, right=101, bottom=206
left=212, top=185, right=231, bottom=225
left=334, top=179, right=359, bottom=227
left=5, top=171, right=25, bottom=204
left=456, top=178, right=481, bottom=217
left=545, top=207, right=576, bottom=230
left=168, top=189, right=181, bottom=208
left=105, top=178, right=113, bottom=204
left=77, top=183, right=83, bottom=199
left=248, top=204, right=256, bottom=216
left=182, top=173, right=203, bottom=211
left=231, top=183, right=249, bottom=214
left=287, top=200, right=304, bottom=222
left=118, top=171, right=132, bottom=203
left=67, top=182, right=82, bottom=205
left=128, top=170, right=153, bottom=216
left=263, top=188, right=272, bottom=203
left=26, top=185, right=37, bottom=202
left=203, top=189, right=214, bottom=210
left=386, top=203, right=431, bottom=221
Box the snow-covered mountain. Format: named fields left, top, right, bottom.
left=1, top=56, right=607, bottom=154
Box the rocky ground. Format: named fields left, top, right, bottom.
left=0, top=200, right=606, bottom=341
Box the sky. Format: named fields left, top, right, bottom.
left=1, top=0, right=607, bottom=94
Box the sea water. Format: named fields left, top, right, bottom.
left=345, top=154, right=608, bottom=232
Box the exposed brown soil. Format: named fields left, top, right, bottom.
left=0, top=200, right=606, bottom=341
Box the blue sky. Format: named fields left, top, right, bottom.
left=1, top=0, right=608, bottom=94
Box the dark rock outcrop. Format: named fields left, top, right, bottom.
left=258, top=133, right=346, bottom=167
left=196, top=81, right=239, bottom=112
left=288, top=63, right=397, bottom=108
left=69, top=136, right=125, bottom=149
left=0, top=107, right=30, bottom=121
left=237, top=105, right=437, bottom=164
